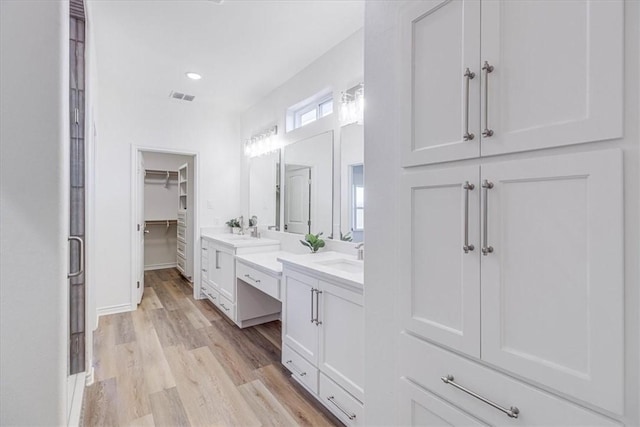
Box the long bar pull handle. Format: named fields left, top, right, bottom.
left=215, top=250, right=221, bottom=269
left=285, top=360, right=307, bottom=377
left=463, top=68, right=476, bottom=141
left=244, top=274, right=261, bottom=283
left=67, top=236, right=84, bottom=278
left=314, top=290, right=322, bottom=325
left=482, top=61, right=494, bottom=137
left=310, top=288, right=316, bottom=323
left=482, top=180, right=494, bottom=255
left=327, top=396, right=357, bottom=420
left=463, top=181, right=475, bottom=253
left=442, top=375, right=519, bottom=419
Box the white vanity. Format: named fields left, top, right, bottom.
left=278, top=251, right=365, bottom=426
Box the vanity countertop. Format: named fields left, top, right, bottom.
left=235, top=251, right=288, bottom=277
left=277, top=251, right=364, bottom=290
left=201, top=232, right=280, bottom=249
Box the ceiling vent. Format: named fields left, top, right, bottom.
left=169, top=91, right=195, bottom=102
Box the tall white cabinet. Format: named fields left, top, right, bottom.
left=176, top=163, right=191, bottom=280
left=368, top=0, right=633, bottom=425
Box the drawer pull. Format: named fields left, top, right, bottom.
left=244, top=274, right=261, bottom=283
left=202, top=268, right=207, bottom=272
left=285, top=360, right=307, bottom=377
left=441, top=375, right=519, bottom=419
left=327, top=396, right=356, bottom=420
left=202, top=247, right=208, bottom=251
left=220, top=303, right=230, bottom=312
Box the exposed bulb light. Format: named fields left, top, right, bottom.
left=244, top=126, right=280, bottom=158
left=185, top=72, right=202, bottom=80
left=340, top=83, right=364, bottom=126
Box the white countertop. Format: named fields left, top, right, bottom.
left=201, top=232, right=280, bottom=249
left=235, top=251, right=288, bottom=276
left=277, top=251, right=364, bottom=289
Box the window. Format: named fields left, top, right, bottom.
left=351, top=164, right=364, bottom=231
left=286, top=91, right=334, bottom=132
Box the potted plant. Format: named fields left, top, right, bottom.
left=226, top=218, right=241, bottom=234
left=300, top=232, right=325, bottom=253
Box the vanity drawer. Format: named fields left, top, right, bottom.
left=176, top=254, right=186, bottom=274
left=283, top=344, right=318, bottom=395
left=177, top=240, right=186, bottom=258
left=201, top=240, right=209, bottom=259
left=201, top=285, right=219, bottom=305
left=319, top=373, right=364, bottom=426
left=177, top=225, right=186, bottom=243
left=400, top=333, right=620, bottom=426
left=215, top=294, right=235, bottom=322
left=236, top=262, right=280, bottom=300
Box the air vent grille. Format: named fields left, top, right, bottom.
left=169, top=91, right=195, bottom=102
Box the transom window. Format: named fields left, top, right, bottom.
left=287, top=91, right=334, bottom=132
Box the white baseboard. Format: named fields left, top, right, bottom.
left=96, top=303, right=132, bottom=319
left=85, top=366, right=95, bottom=386
left=144, top=262, right=177, bottom=271
left=67, top=373, right=85, bottom=427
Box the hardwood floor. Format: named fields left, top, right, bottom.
left=82, top=268, right=342, bottom=427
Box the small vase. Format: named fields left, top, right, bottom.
left=232, top=227, right=241, bottom=235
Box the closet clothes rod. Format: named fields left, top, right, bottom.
left=144, top=169, right=179, bottom=188
left=145, top=219, right=178, bottom=229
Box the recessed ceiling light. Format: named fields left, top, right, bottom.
left=185, top=72, right=202, bottom=80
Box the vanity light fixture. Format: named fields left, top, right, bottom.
left=340, top=82, right=364, bottom=126
left=185, top=72, right=202, bottom=80
left=244, top=125, right=280, bottom=158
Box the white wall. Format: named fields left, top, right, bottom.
left=241, top=29, right=364, bottom=239
left=92, top=77, right=241, bottom=313
left=364, top=1, right=640, bottom=425
left=0, top=1, right=70, bottom=424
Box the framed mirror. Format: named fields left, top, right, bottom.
left=340, top=123, right=364, bottom=242
left=249, top=149, right=280, bottom=230
left=283, top=131, right=333, bottom=237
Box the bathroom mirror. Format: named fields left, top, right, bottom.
left=249, top=149, right=281, bottom=230
left=283, top=131, right=333, bottom=237
left=340, top=123, right=364, bottom=243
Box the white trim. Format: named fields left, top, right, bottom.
left=66, top=372, right=85, bottom=427
left=130, top=145, right=201, bottom=309
left=85, top=366, right=95, bottom=386
left=97, top=303, right=132, bottom=318
left=144, top=262, right=177, bottom=271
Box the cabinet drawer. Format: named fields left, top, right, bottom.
left=319, top=373, right=364, bottom=426
left=215, top=294, right=235, bottom=322
left=202, top=285, right=218, bottom=305
left=400, top=333, right=620, bottom=426
left=282, top=344, right=318, bottom=395
left=200, top=240, right=209, bottom=259
left=177, top=240, right=186, bottom=258
left=236, top=262, right=280, bottom=300
left=177, top=225, right=186, bottom=243
left=177, top=211, right=186, bottom=226
left=176, top=254, right=186, bottom=274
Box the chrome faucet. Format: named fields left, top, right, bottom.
left=238, top=216, right=244, bottom=235
left=355, top=243, right=364, bottom=261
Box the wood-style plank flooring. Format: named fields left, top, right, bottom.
left=81, top=268, right=342, bottom=427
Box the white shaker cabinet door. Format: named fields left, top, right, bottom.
left=283, top=270, right=320, bottom=365
left=217, top=250, right=236, bottom=303
left=480, top=0, right=623, bottom=156
left=399, top=165, right=481, bottom=358
left=480, top=149, right=624, bottom=415
left=400, top=0, right=480, bottom=166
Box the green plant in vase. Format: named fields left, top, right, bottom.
left=300, top=232, right=325, bottom=253
left=226, top=218, right=241, bottom=233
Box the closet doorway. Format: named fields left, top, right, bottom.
left=131, top=147, right=199, bottom=306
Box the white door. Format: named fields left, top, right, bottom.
left=400, top=0, right=481, bottom=167
left=317, top=281, right=364, bottom=403
left=217, top=250, right=235, bottom=303
left=399, top=165, right=480, bottom=357
left=480, top=149, right=624, bottom=415
left=136, top=153, right=145, bottom=304
left=480, top=0, right=623, bottom=156
left=282, top=270, right=319, bottom=365
left=208, top=243, right=222, bottom=291
left=284, top=165, right=311, bottom=234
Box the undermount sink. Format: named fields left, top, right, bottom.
left=316, top=258, right=363, bottom=274
left=223, top=234, right=255, bottom=241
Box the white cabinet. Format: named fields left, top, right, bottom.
left=281, top=265, right=364, bottom=425
left=400, top=0, right=623, bottom=166
left=399, top=150, right=624, bottom=414
left=176, top=163, right=190, bottom=279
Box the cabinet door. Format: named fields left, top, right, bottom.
left=400, top=0, right=480, bottom=166
left=399, top=165, right=480, bottom=357
left=217, top=251, right=235, bottom=302
left=282, top=270, right=319, bottom=365
left=480, top=0, right=623, bottom=156
left=317, top=281, right=364, bottom=403
left=480, top=149, right=624, bottom=414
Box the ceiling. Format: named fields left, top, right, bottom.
left=87, top=0, right=364, bottom=113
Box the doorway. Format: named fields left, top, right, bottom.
left=131, top=147, right=199, bottom=305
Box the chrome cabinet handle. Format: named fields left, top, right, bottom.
left=67, top=236, right=84, bottom=278
left=202, top=247, right=208, bottom=251
left=482, top=61, right=494, bottom=138
left=463, top=68, right=476, bottom=141
left=285, top=360, right=307, bottom=376
left=463, top=181, right=475, bottom=253
left=327, top=396, right=356, bottom=420
left=310, top=288, right=315, bottom=323
left=481, top=180, right=494, bottom=255
left=244, top=274, right=261, bottom=283
left=314, top=289, right=322, bottom=325
left=215, top=250, right=221, bottom=269
left=202, top=268, right=207, bottom=272
left=220, top=303, right=229, bottom=311
left=442, top=375, right=519, bottom=419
